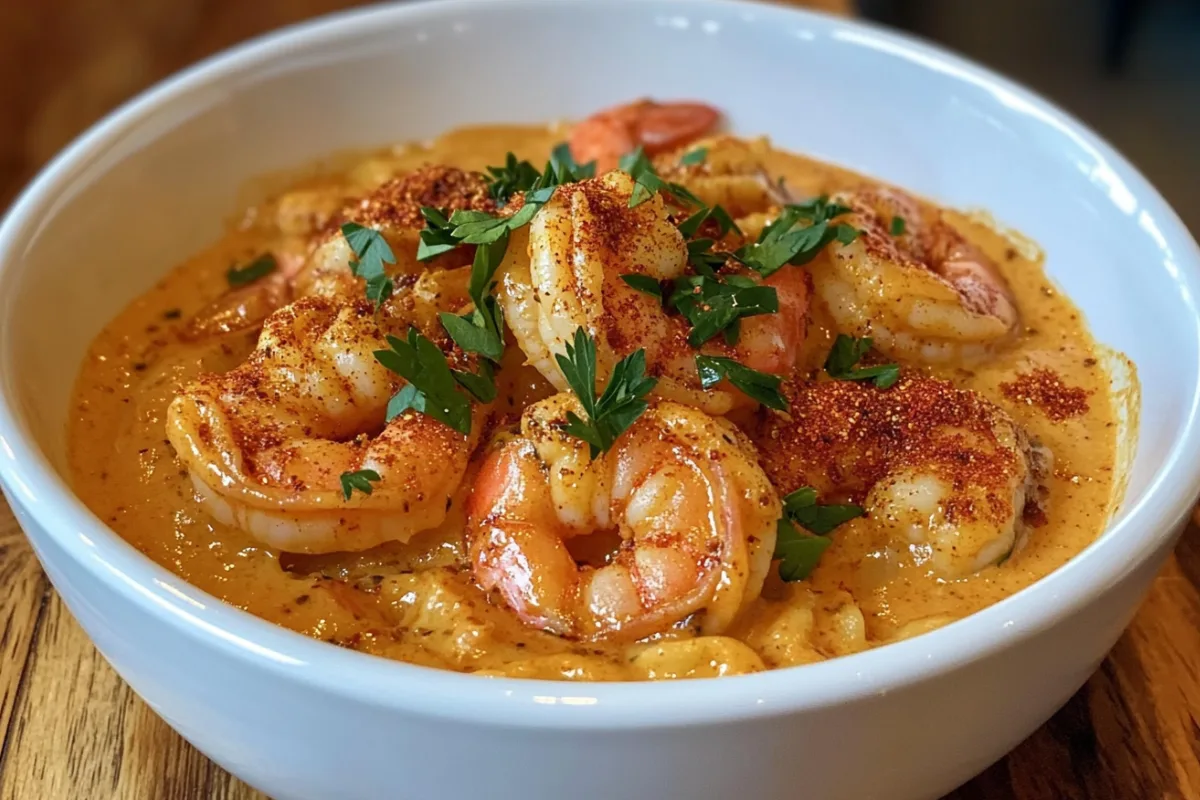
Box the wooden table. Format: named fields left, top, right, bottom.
left=2, top=496, right=1199, bottom=799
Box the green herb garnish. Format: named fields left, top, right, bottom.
left=679, top=147, right=708, bottom=166
left=695, top=354, right=788, bottom=410
left=732, top=197, right=858, bottom=277
left=824, top=334, right=900, bottom=389
left=774, top=487, right=865, bottom=581
left=374, top=328, right=480, bottom=435
left=676, top=204, right=742, bottom=239
left=619, top=147, right=704, bottom=209
left=670, top=275, right=778, bottom=347
left=890, top=215, right=906, bottom=236
left=438, top=233, right=508, bottom=367
left=486, top=153, right=541, bottom=205
left=226, top=253, right=277, bottom=287
left=341, top=223, right=396, bottom=308
left=339, top=469, right=381, bottom=500
left=620, top=274, right=664, bottom=300
left=557, top=327, right=658, bottom=457
left=416, top=207, right=461, bottom=261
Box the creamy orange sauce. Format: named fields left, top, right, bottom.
left=68, top=124, right=1126, bottom=680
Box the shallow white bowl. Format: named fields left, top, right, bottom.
left=2, top=1, right=1199, bottom=798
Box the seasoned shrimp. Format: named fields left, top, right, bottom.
left=167, top=293, right=486, bottom=554
left=183, top=166, right=494, bottom=340
left=654, top=135, right=791, bottom=220
left=500, top=170, right=811, bottom=416
left=569, top=99, right=720, bottom=173
left=811, top=187, right=1020, bottom=363
left=467, top=394, right=781, bottom=641
left=754, top=376, right=1051, bottom=578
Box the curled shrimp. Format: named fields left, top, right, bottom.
left=754, top=376, right=1051, bottom=578
left=182, top=166, right=494, bottom=340
left=166, top=291, right=485, bottom=554
left=467, top=394, right=781, bottom=641
left=499, top=170, right=811, bottom=416
left=569, top=99, right=720, bottom=173
left=811, top=187, right=1020, bottom=363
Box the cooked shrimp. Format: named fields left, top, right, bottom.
left=500, top=170, right=811, bottom=416
left=182, top=166, right=494, bottom=340
left=753, top=376, right=1051, bottom=578
left=569, top=99, right=720, bottom=173
left=811, top=187, right=1020, bottom=363
left=467, top=394, right=781, bottom=641
left=654, top=135, right=791, bottom=220
left=167, top=294, right=486, bottom=554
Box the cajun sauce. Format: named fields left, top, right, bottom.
left=67, top=124, right=1132, bottom=680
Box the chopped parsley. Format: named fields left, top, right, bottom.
left=679, top=146, right=708, bottom=166
left=373, top=328, right=487, bottom=436
left=486, top=153, right=541, bottom=205
left=669, top=274, right=778, bottom=347
left=438, top=233, right=508, bottom=367
left=890, top=215, right=906, bottom=236
left=557, top=327, right=658, bottom=457
left=774, top=487, right=865, bottom=581
left=416, top=207, right=460, bottom=261
left=824, top=334, right=900, bottom=389
left=676, top=204, right=741, bottom=239
left=619, top=147, right=704, bottom=209
left=339, top=469, right=381, bottom=500
left=341, top=223, right=396, bottom=308
left=733, top=197, right=859, bottom=277
left=695, top=354, right=788, bottom=410
left=620, top=273, right=664, bottom=300
left=225, top=253, right=277, bottom=287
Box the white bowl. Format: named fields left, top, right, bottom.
left=2, top=2, right=1199, bottom=798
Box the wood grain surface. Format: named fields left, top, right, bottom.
left=1, top=0, right=1197, bottom=798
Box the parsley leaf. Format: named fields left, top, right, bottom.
left=556, top=327, right=658, bottom=457
left=619, top=147, right=704, bottom=209
left=676, top=204, right=742, bottom=239
left=732, top=198, right=858, bottom=277
left=226, top=253, right=277, bottom=287
left=775, top=520, right=833, bottom=582
left=374, top=328, right=474, bottom=435
left=438, top=233, right=508, bottom=365
left=774, top=487, right=865, bottom=581
left=669, top=275, right=779, bottom=347
left=339, top=469, right=381, bottom=500
left=679, top=147, right=708, bottom=166
left=890, top=215, right=906, bottom=236
left=416, top=207, right=461, bottom=262
left=486, top=153, right=541, bottom=205
left=620, top=274, right=664, bottom=300
left=342, top=223, right=396, bottom=308
left=695, top=355, right=788, bottom=410
left=824, top=334, right=901, bottom=389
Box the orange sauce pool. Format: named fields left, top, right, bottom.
left=67, top=124, right=1130, bottom=680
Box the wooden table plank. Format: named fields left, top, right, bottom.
left=0, top=505, right=47, bottom=772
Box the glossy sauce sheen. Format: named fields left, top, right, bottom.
left=68, top=124, right=1124, bottom=681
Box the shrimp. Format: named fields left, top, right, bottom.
left=466, top=394, right=781, bottom=641
left=569, top=99, right=720, bottom=173
left=654, top=135, right=792, bottom=220
left=753, top=376, right=1051, bottom=579
left=166, top=292, right=486, bottom=554
left=811, top=187, right=1020, bottom=363
left=183, top=165, right=494, bottom=339
left=499, top=170, right=811, bottom=416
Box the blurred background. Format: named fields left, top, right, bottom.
left=1, top=0, right=1197, bottom=232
